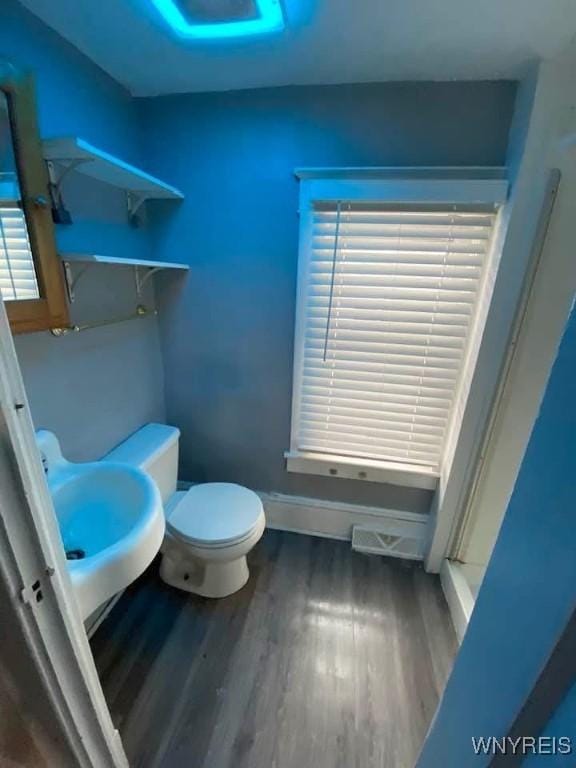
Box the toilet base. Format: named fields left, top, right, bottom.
left=159, top=552, right=250, bottom=598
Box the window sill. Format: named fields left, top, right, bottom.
left=284, top=451, right=438, bottom=491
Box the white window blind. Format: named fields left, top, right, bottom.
left=0, top=205, right=39, bottom=301
left=290, top=200, right=497, bottom=473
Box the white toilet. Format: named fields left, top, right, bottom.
left=104, top=423, right=265, bottom=598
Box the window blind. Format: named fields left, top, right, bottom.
left=0, top=205, right=39, bottom=301
left=292, top=201, right=497, bottom=471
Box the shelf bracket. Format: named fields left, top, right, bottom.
left=127, top=192, right=148, bottom=226
left=47, top=159, right=94, bottom=225
left=134, top=265, right=164, bottom=297
left=47, top=158, right=93, bottom=196
left=62, top=260, right=92, bottom=303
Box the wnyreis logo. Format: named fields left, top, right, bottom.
left=472, top=736, right=573, bottom=756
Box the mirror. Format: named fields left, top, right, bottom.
left=0, top=63, right=69, bottom=333
left=0, top=90, right=40, bottom=301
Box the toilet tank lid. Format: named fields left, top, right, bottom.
left=103, top=423, right=180, bottom=469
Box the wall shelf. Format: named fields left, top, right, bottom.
left=43, top=137, right=184, bottom=199
left=60, top=253, right=189, bottom=271
left=59, top=253, right=189, bottom=302
left=43, top=137, right=184, bottom=221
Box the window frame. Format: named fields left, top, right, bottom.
left=1, top=63, right=69, bottom=334
left=286, top=169, right=508, bottom=490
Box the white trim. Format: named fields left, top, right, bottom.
left=0, top=298, right=127, bottom=767
left=425, top=170, right=561, bottom=572
left=295, top=166, right=508, bottom=181
left=288, top=171, right=508, bottom=490
left=454, top=169, right=573, bottom=567
left=284, top=450, right=438, bottom=490
left=438, top=204, right=505, bottom=488
left=439, top=559, right=476, bottom=644
left=299, top=178, right=508, bottom=207
left=258, top=489, right=429, bottom=545
left=288, top=180, right=313, bottom=454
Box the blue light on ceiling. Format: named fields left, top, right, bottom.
left=150, top=0, right=285, bottom=39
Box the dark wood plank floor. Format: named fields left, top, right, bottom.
left=91, top=530, right=457, bottom=768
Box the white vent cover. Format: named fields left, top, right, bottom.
left=352, top=523, right=425, bottom=560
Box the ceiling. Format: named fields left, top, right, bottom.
left=20, top=0, right=576, bottom=96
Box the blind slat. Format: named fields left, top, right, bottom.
left=310, top=261, right=483, bottom=277
left=307, top=286, right=478, bottom=302
left=306, top=319, right=470, bottom=338
left=301, top=413, right=445, bottom=436
left=306, top=339, right=464, bottom=359
left=300, top=395, right=450, bottom=418
left=312, top=247, right=487, bottom=261
left=304, top=349, right=463, bottom=368
left=0, top=206, right=39, bottom=301
left=299, top=437, right=439, bottom=464
left=303, top=372, right=458, bottom=392
left=303, top=363, right=459, bottom=381
left=299, top=427, right=442, bottom=451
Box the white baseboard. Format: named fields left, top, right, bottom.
left=258, top=490, right=428, bottom=549
left=440, top=559, right=476, bottom=643
left=177, top=482, right=429, bottom=559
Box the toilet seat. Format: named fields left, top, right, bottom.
left=166, top=483, right=264, bottom=549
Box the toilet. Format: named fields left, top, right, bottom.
left=104, top=423, right=265, bottom=598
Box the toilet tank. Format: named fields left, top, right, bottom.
left=103, top=424, right=180, bottom=504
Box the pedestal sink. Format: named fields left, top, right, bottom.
left=36, top=430, right=165, bottom=621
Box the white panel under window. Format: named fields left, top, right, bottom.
left=290, top=198, right=498, bottom=475
left=0, top=206, right=39, bottom=301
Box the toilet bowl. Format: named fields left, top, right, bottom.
left=160, top=484, right=265, bottom=597
left=103, top=424, right=265, bottom=598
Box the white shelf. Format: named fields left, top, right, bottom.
left=59, top=253, right=188, bottom=302
left=60, top=253, right=189, bottom=271
left=43, top=137, right=184, bottom=201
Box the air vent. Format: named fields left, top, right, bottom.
left=176, top=0, right=259, bottom=23
left=352, top=524, right=425, bottom=561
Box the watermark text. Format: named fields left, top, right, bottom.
left=472, top=736, right=572, bottom=756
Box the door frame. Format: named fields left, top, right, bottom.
left=447, top=169, right=561, bottom=562
left=0, top=295, right=127, bottom=767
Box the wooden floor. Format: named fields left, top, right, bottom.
left=91, top=531, right=457, bottom=768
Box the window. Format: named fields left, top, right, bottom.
left=0, top=205, right=40, bottom=300
left=1, top=65, right=69, bottom=334
left=287, top=173, right=507, bottom=489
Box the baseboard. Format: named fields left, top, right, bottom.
left=440, top=559, right=475, bottom=643
left=177, top=482, right=429, bottom=558
left=258, top=490, right=428, bottom=549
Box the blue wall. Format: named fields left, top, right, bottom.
left=417, top=304, right=576, bottom=767
left=1, top=0, right=166, bottom=460
left=1, top=1, right=517, bottom=502
left=1, top=0, right=141, bottom=165
left=139, top=82, right=516, bottom=509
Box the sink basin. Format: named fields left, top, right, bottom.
left=36, top=430, right=164, bottom=621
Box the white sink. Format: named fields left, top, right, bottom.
left=36, top=431, right=164, bottom=621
